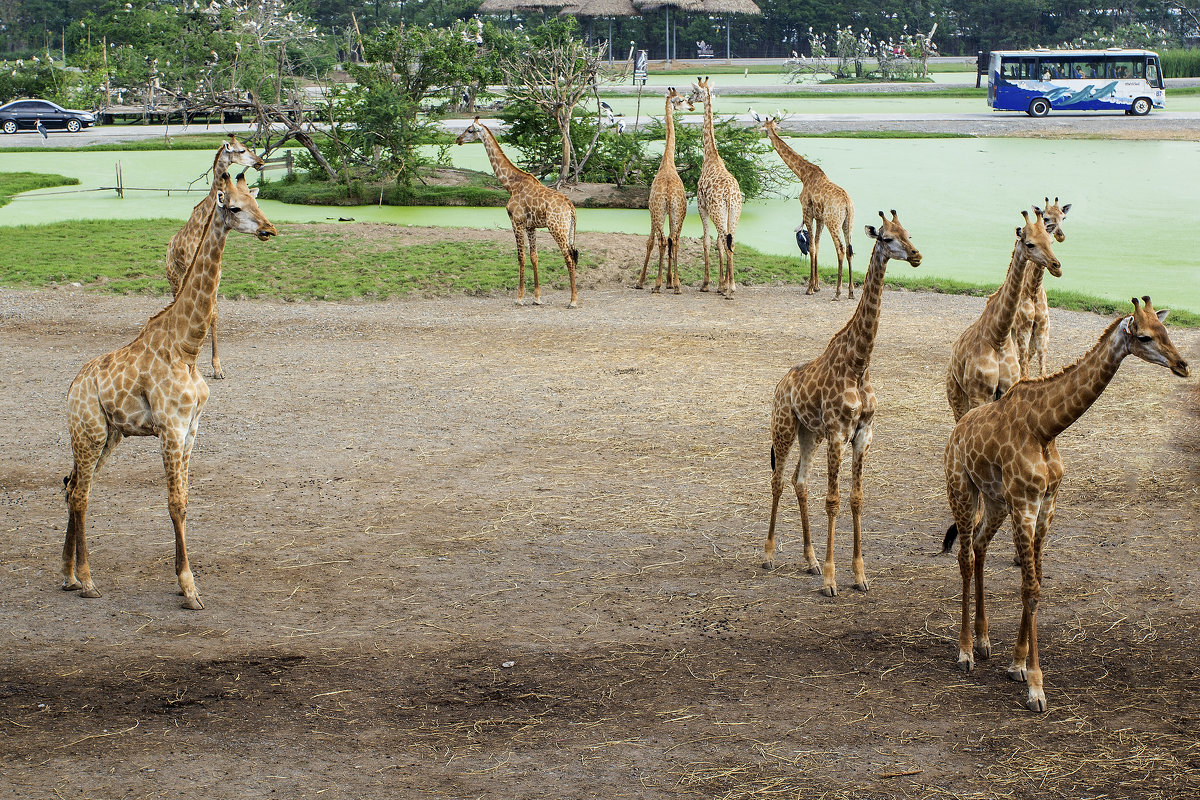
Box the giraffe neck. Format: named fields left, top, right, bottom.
left=661, top=97, right=677, bottom=169
left=1023, top=258, right=1046, bottom=299
left=1021, top=316, right=1129, bottom=441
left=765, top=126, right=822, bottom=184
left=701, top=89, right=723, bottom=167
left=829, top=241, right=890, bottom=375
left=478, top=124, right=532, bottom=191
left=165, top=206, right=230, bottom=361
left=981, top=242, right=1032, bottom=348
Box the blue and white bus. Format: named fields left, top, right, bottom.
left=988, top=48, right=1165, bottom=117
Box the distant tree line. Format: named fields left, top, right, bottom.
left=1, top=0, right=1195, bottom=60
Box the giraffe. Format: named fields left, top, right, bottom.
left=165, top=134, right=265, bottom=380
left=637, top=87, right=693, bottom=294
left=62, top=172, right=276, bottom=610
left=688, top=77, right=743, bottom=299
left=944, top=297, right=1189, bottom=712
left=751, top=111, right=855, bottom=300
left=456, top=117, right=580, bottom=308
left=765, top=211, right=922, bottom=596
left=946, top=210, right=1061, bottom=422
left=1013, top=198, right=1072, bottom=378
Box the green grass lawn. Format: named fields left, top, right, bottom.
left=0, top=134, right=244, bottom=155
left=0, top=172, right=80, bottom=207
left=2, top=219, right=1195, bottom=326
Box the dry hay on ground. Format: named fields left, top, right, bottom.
left=1, top=246, right=1197, bottom=798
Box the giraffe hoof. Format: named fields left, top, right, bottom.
left=212, top=367, right=225, bottom=380
left=181, top=595, right=204, bottom=611
left=634, top=283, right=644, bottom=290
left=699, top=285, right=710, bottom=293
left=515, top=298, right=526, bottom=306
left=567, top=301, right=578, bottom=309
left=80, top=586, right=101, bottom=599
left=847, top=292, right=855, bottom=299
left=1026, top=690, right=1047, bottom=713
left=673, top=288, right=682, bottom=295
left=820, top=584, right=838, bottom=597
left=651, top=286, right=661, bottom=294
left=532, top=297, right=544, bottom=306
left=976, top=639, right=992, bottom=659
left=851, top=579, right=869, bottom=593
left=806, top=563, right=822, bottom=576
left=1007, top=664, right=1027, bottom=682
left=62, top=578, right=83, bottom=591
left=761, top=560, right=775, bottom=571
left=957, top=652, right=974, bottom=673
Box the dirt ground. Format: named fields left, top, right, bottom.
left=1, top=226, right=1198, bottom=799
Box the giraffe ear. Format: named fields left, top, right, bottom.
left=1061, top=203, right=1071, bottom=214
left=864, top=225, right=879, bottom=240
left=248, top=187, right=260, bottom=198
left=215, top=190, right=228, bottom=208
left=1157, top=309, right=1169, bottom=323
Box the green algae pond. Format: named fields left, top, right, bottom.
left=2, top=137, right=1197, bottom=311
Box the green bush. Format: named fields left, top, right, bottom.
left=1161, top=49, right=1200, bottom=78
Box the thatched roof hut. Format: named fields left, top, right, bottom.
left=478, top=0, right=575, bottom=13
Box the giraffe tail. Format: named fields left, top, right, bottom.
left=770, top=445, right=776, bottom=473
left=569, top=213, right=578, bottom=265
left=726, top=233, right=734, bottom=252
left=941, top=523, right=958, bottom=553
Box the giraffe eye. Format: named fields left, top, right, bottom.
left=1136, top=335, right=1153, bottom=342
left=228, top=206, right=241, bottom=213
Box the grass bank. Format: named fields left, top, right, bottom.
left=257, top=170, right=510, bottom=208
left=1, top=219, right=1195, bottom=327
left=0, top=171, right=80, bottom=207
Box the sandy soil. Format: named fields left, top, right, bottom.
left=1, top=227, right=1198, bottom=799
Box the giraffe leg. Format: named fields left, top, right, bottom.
left=527, top=228, right=542, bottom=305
left=209, top=307, right=224, bottom=380
left=548, top=222, right=579, bottom=309
left=973, top=500, right=1008, bottom=660
left=63, top=431, right=108, bottom=597
left=1007, top=501, right=1045, bottom=711
left=638, top=232, right=656, bottom=290
left=722, top=225, right=737, bottom=301
left=669, top=197, right=685, bottom=294
left=162, top=426, right=203, bottom=610
left=764, top=411, right=796, bottom=571
left=820, top=436, right=845, bottom=596
left=653, top=230, right=666, bottom=293
left=511, top=220, right=527, bottom=306
left=842, top=216, right=854, bottom=299
left=792, top=428, right=820, bottom=574
left=946, top=372, right=971, bottom=423
left=825, top=224, right=846, bottom=301
left=698, top=200, right=712, bottom=292
left=808, top=217, right=823, bottom=295
left=946, top=447, right=979, bottom=671
left=848, top=422, right=872, bottom=592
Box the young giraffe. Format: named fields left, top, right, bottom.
left=751, top=111, right=855, bottom=299
left=456, top=117, right=580, bottom=308
left=945, top=297, right=1189, bottom=712
left=62, top=172, right=276, bottom=610
left=946, top=210, right=1061, bottom=421
left=165, top=135, right=265, bottom=379
left=1013, top=198, right=1072, bottom=378
left=689, top=77, right=743, bottom=299
left=765, top=211, right=922, bottom=596
left=637, top=87, right=693, bottom=294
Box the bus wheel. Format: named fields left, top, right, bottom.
left=1130, top=97, right=1152, bottom=116
left=1027, top=98, right=1051, bottom=117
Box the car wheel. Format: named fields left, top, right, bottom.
left=66, top=119, right=81, bottom=133
left=1027, top=98, right=1051, bottom=117
left=1130, top=97, right=1152, bottom=116
left=1, top=120, right=16, bottom=134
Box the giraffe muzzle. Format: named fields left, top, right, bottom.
left=907, top=251, right=922, bottom=267
left=1047, top=261, right=1062, bottom=278
left=256, top=225, right=277, bottom=241
left=1171, top=359, right=1190, bottom=378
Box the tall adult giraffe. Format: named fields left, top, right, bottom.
left=765, top=211, right=922, bottom=596
left=637, top=87, right=692, bottom=294
left=165, top=135, right=265, bottom=379
left=456, top=117, right=580, bottom=308
left=1013, top=198, right=1072, bottom=378
left=752, top=111, right=855, bottom=299
left=62, top=173, right=276, bottom=610
left=688, top=78, right=743, bottom=299
left=946, top=210, right=1061, bottom=421
left=945, top=297, right=1188, bottom=712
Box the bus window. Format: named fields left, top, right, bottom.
left=1039, top=58, right=1069, bottom=80
left=1109, top=60, right=1141, bottom=79
left=1078, top=60, right=1103, bottom=79
left=1001, top=59, right=1036, bottom=80
left=1147, top=58, right=1161, bottom=88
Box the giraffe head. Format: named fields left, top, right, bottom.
left=216, top=171, right=276, bottom=241
left=456, top=117, right=485, bottom=145
left=687, top=78, right=710, bottom=106
left=1016, top=209, right=1061, bottom=277
left=1039, top=196, right=1071, bottom=243
left=1123, top=296, right=1189, bottom=377
left=214, top=134, right=265, bottom=175
left=748, top=108, right=780, bottom=134
left=667, top=87, right=694, bottom=112
left=864, top=210, right=921, bottom=267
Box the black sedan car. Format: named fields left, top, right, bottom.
left=0, top=99, right=96, bottom=134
